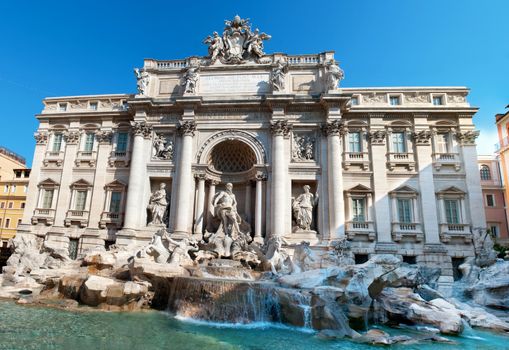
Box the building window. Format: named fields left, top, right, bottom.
left=486, top=194, right=495, bottom=207
left=444, top=199, right=460, bottom=224
left=20, top=202, right=25, bottom=209
left=348, top=132, right=361, bottom=153
left=3, top=185, right=8, bottom=193
left=432, top=96, right=443, bottom=106
left=83, top=133, right=95, bottom=152
left=0, top=202, right=4, bottom=209
left=389, top=95, right=400, bottom=106
left=74, top=191, right=87, bottom=211
left=351, top=96, right=359, bottom=106
left=351, top=197, right=366, bottom=222
left=42, top=189, right=54, bottom=209
left=58, top=103, right=67, bottom=112
left=489, top=225, right=499, bottom=237
left=392, top=132, right=406, bottom=153
left=116, top=132, right=128, bottom=153
left=397, top=198, right=413, bottom=223
left=5, top=218, right=10, bottom=228
left=109, top=191, right=122, bottom=213
left=480, top=165, right=491, bottom=180
left=436, top=133, right=450, bottom=153
left=17, top=219, right=22, bottom=227
left=11, top=185, right=16, bottom=193
left=23, top=185, right=27, bottom=193
left=8, top=202, right=13, bottom=209
left=89, top=102, right=98, bottom=110
left=52, top=133, right=63, bottom=152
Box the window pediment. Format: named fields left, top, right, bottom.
left=70, top=179, right=93, bottom=189
left=346, top=184, right=373, bottom=193
left=104, top=180, right=127, bottom=190
left=436, top=186, right=466, bottom=196
left=389, top=185, right=418, bottom=197
left=38, top=178, right=60, bottom=189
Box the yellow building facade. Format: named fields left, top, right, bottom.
left=0, top=147, right=29, bottom=247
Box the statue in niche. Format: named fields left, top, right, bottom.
left=153, top=134, right=174, bottom=160
left=134, top=68, right=150, bottom=95
left=292, top=185, right=317, bottom=231
left=213, top=183, right=242, bottom=239
left=147, top=183, right=168, bottom=225
left=325, top=60, right=344, bottom=91
left=270, top=60, right=288, bottom=91
left=182, top=66, right=200, bottom=94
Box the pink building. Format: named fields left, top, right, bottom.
left=478, top=155, right=509, bottom=244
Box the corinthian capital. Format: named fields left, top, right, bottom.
left=412, top=130, right=432, bottom=145
left=321, top=120, right=345, bottom=136
left=270, top=120, right=292, bottom=137
left=132, top=122, right=152, bottom=138
left=34, top=132, right=48, bottom=144
left=177, top=121, right=197, bottom=136
left=63, top=131, right=80, bottom=144
left=455, top=130, right=480, bottom=146
left=95, top=130, right=113, bottom=144
left=368, top=130, right=387, bottom=144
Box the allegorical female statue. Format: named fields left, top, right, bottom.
left=147, top=183, right=168, bottom=225
left=292, top=185, right=316, bottom=231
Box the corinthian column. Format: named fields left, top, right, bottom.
left=254, top=171, right=267, bottom=243
left=270, top=120, right=292, bottom=238
left=173, top=121, right=196, bottom=236
left=123, top=122, right=152, bottom=229
left=322, top=120, right=346, bottom=239
left=193, top=173, right=206, bottom=235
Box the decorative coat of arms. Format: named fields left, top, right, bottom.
left=203, top=15, right=271, bottom=64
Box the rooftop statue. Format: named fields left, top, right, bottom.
left=202, top=15, right=271, bottom=64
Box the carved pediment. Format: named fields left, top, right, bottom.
left=390, top=185, right=418, bottom=195
left=104, top=180, right=127, bottom=190
left=38, top=178, right=60, bottom=188
left=70, top=178, right=93, bottom=189
left=436, top=186, right=466, bottom=195
left=346, top=184, right=373, bottom=193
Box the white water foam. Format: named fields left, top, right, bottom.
left=172, top=314, right=316, bottom=334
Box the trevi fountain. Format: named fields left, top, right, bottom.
left=1, top=15, right=509, bottom=349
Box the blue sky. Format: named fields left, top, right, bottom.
left=1, top=0, right=507, bottom=166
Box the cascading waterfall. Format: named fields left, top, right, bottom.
left=167, top=277, right=282, bottom=324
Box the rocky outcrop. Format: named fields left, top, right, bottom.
left=460, top=259, right=509, bottom=310
left=377, top=288, right=464, bottom=334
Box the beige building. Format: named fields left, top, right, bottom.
left=18, top=16, right=485, bottom=288
left=0, top=148, right=29, bottom=267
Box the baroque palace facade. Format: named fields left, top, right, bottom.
left=19, top=16, right=484, bottom=283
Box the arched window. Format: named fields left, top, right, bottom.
left=480, top=165, right=491, bottom=180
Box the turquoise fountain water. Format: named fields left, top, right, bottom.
left=1, top=301, right=508, bottom=350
